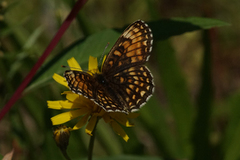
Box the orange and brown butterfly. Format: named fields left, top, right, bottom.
left=64, top=20, right=154, bottom=114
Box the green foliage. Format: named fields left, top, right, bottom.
left=89, top=155, right=163, bottom=160
left=1, top=0, right=236, bottom=160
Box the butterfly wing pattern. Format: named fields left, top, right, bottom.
left=64, top=20, right=154, bottom=114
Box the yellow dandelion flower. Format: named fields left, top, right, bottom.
left=48, top=56, right=139, bottom=142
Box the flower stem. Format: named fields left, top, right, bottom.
left=61, top=149, right=71, bottom=160
left=88, top=118, right=99, bottom=160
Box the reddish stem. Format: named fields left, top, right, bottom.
left=0, top=0, right=88, bottom=121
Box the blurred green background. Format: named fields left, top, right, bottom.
left=0, top=0, right=239, bottom=159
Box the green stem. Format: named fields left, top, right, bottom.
left=192, top=30, right=213, bottom=160
left=62, top=149, right=71, bottom=160
left=88, top=118, right=99, bottom=160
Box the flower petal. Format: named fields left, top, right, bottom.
left=59, top=101, right=78, bottom=109
left=61, top=91, right=73, bottom=95
left=125, top=120, right=134, bottom=127
left=73, top=113, right=90, bottom=130
left=110, top=112, right=133, bottom=127
left=65, top=93, right=80, bottom=102
left=110, top=121, right=129, bottom=142
left=88, top=56, right=99, bottom=74
left=101, top=55, right=107, bottom=71
left=51, top=109, right=89, bottom=125
left=48, top=101, right=61, bottom=109
left=67, top=57, right=82, bottom=71
left=65, top=93, right=95, bottom=108
left=51, top=112, right=73, bottom=125
left=48, top=100, right=69, bottom=110
left=53, top=73, right=68, bottom=88
left=85, top=115, right=98, bottom=136
left=48, top=100, right=82, bottom=110
left=127, top=113, right=140, bottom=119
left=102, top=114, right=111, bottom=123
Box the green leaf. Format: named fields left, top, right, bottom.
left=148, top=17, right=229, bottom=40
left=172, top=17, right=230, bottom=29
left=25, top=29, right=121, bottom=93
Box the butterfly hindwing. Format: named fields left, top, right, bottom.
left=94, top=84, right=126, bottom=112
left=109, top=65, right=154, bottom=112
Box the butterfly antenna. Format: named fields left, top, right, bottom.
left=98, top=42, right=109, bottom=69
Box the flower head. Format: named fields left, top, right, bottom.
left=53, top=125, right=71, bottom=151
left=48, top=56, right=139, bottom=142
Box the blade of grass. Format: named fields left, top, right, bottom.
left=155, top=40, right=194, bottom=158
left=223, top=92, right=240, bottom=160
left=191, top=30, right=213, bottom=160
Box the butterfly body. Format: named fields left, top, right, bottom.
left=64, top=20, right=154, bottom=114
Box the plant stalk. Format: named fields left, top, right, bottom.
left=88, top=118, right=99, bottom=160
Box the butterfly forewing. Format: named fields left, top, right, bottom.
left=102, top=20, right=153, bottom=75
left=64, top=70, right=95, bottom=99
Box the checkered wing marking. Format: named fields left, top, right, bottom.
left=93, top=85, right=126, bottom=112
left=64, top=70, right=126, bottom=112
left=102, top=20, right=153, bottom=75
left=64, top=70, right=95, bottom=99
left=109, top=65, right=154, bottom=112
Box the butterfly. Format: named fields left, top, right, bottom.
left=64, top=20, right=154, bottom=114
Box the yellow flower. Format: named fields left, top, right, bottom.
left=48, top=56, right=139, bottom=142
